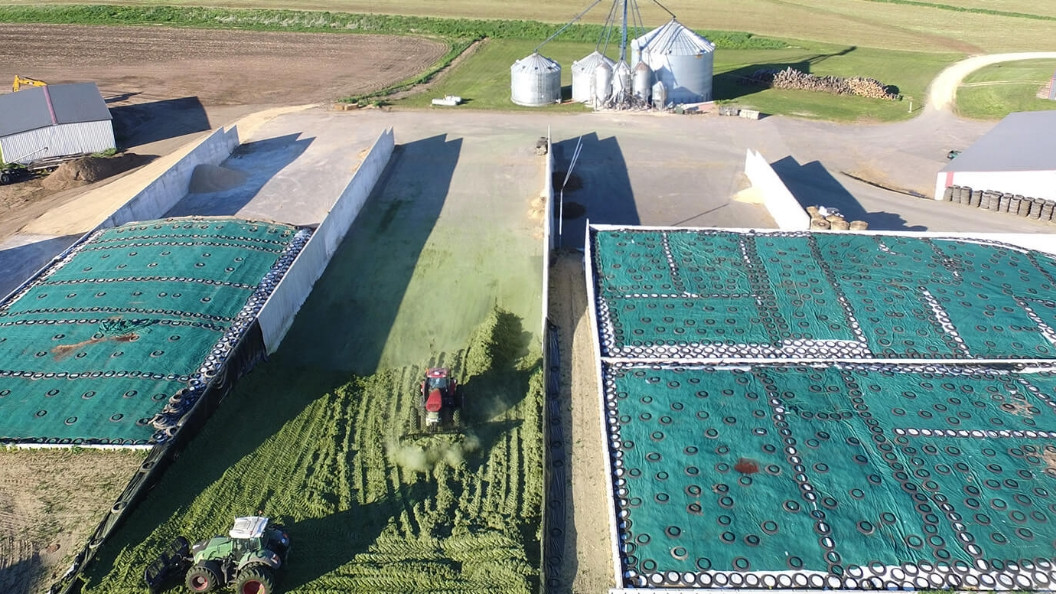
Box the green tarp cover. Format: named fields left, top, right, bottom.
left=590, top=228, right=1056, bottom=590
left=592, top=230, right=1056, bottom=361
left=0, top=218, right=301, bottom=444
left=605, top=363, right=1056, bottom=589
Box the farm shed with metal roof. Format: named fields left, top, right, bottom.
left=935, top=110, right=1056, bottom=202
left=0, top=82, right=115, bottom=165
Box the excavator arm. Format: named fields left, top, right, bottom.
left=13, top=75, right=47, bottom=92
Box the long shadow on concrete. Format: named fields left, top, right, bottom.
left=110, top=97, right=211, bottom=148
left=771, top=156, right=924, bottom=231
left=163, top=133, right=313, bottom=218
left=0, top=235, right=82, bottom=300
left=280, top=134, right=462, bottom=375
left=553, top=133, right=639, bottom=251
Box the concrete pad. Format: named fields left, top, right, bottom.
left=0, top=234, right=80, bottom=299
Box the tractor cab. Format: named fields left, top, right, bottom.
left=418, top=368, right=461, bottom=431
left=228, top=515, right=268, bottom=551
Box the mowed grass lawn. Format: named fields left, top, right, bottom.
left=957, top=60, right=1056, bottom=119
left=397, top=39, right=957, bottom=122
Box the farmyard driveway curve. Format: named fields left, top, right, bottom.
left=926, top=52, right=1056, bottom=112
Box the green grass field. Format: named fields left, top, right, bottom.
left=395, top=39, right=956, bottom=122
left=956, top=59, right=1056, bottom=119
left=3, top=0, right=1055, bottom=52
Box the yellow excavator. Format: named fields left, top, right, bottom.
left=13, top=75, right=47, bottom=92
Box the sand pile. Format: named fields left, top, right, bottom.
left=188, top=164, right=247, bottom=194
left=41, top=154, right=151, bottom=191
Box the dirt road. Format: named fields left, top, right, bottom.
left=926, top=51, right=1056, bottom=112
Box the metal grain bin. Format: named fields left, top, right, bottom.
left=594, top=60, right=614, bottom=104
left=652, top=80, right=667, bottom=109
left=511, top=52, right=562, bottom=107
left=632, top=19, right=716, bottom=104
left=572, top=51, right=615, bottom=103
left=633, top=61, right=653, bottom=101
left=613, top=61, right=632, bottom=103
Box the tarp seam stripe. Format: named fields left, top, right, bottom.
left=0, top=318, right=227, bottom=332
left=0, top=306, right=234, bottom=322
left=78, top=240, right=285, bottom=253
left=35, top=276, right=256, bottom=290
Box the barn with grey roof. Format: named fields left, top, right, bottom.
left=935, top=110, right=1056, bottom=203
left=0, top=82, right=116, bottom=165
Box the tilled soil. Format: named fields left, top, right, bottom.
left=0, top=24, right=447, bottom=106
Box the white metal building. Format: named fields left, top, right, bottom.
left=0, top=83, right=115, bottom=165
left=935, top=110, right=1056, bottom=201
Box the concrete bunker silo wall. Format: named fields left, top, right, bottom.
left=744, top=149, right=810, bottom=231
left=256, top=128, right=395, bottom=353
left=98, top=126, right=241, bottom=230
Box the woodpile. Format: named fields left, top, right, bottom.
left=748, top=67, right=899, bottom=101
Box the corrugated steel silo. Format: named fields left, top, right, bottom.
left=612, top=61, right=632, bottom=103
left=572, top=51, right=615, bottom=103
left=511, top=52, right=562, bottom=107
left=633, top=61, right=653, bottom=101
left=594, top=60, right=613, bottom=104
left=652, top=80, right=668, bottom=109
left=632, top=19, right=715, bottom=104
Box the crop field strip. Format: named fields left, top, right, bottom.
left=85, top=310, right=544, bottom=593
left=0, top=217, right=307, bottom=446
left=4, top=1, right=1055, bottom=52
left=587, top=227, right=1056, bottom=590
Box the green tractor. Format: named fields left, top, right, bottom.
left=145, top=516, right=290, bottom=594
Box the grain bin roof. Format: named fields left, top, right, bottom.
left=512, top=52, right=560, bottom=73
left=0, top=83, right=112, bottom=137
left=632, top=18, right=715, bottom=56
left=942, top=111, right=1056, bottom=173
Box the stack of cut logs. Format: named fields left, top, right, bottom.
left=749, top=67, right=899, bottom=100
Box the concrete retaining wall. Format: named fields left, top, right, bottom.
left=744, top=149, right=810, bottom=231
left=257, top=128, right=395, bottom=353
left=96, top=126, right=240, bottom=230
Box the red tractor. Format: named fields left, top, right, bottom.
left=418, top=367, right=461, bottom=432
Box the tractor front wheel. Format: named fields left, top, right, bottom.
left=185, top=562, right=220, bottom=592
left=236, top=566, right=275, bottom=594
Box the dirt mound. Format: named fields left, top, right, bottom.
left=41, top=153, right=151, bottom=191
left=188, top=164, right=248, bottom=194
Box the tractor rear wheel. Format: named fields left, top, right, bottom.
left=236, top=566, right=275, bottom=594
left=185, top=561, right=221, bottom=592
